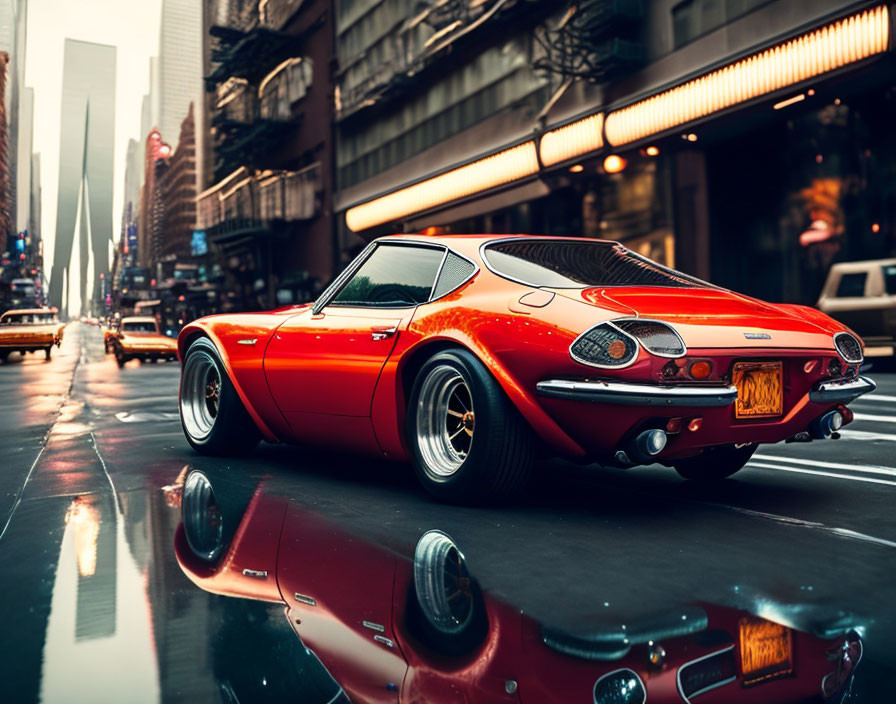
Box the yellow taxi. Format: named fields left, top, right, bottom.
left=0, top=308, right=65, bottom=362
left=110, top=316, right=178, bottom=367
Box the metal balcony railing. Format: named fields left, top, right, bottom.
left=259, top=0, right=305, bottom=30
left=258, top=57, right=313, bottom=121
left=198, top=164, right=321, bottom=231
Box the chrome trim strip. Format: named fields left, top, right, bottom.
left=676, top=644, right=736, bottom=703
left=809, top=376, right=876, bottom=403
left=313, top=240, right=377, bottom=314
left=569, top=321, right=641, bottom=370
left=833, top=331, right=864, bottom=364
left=374, top=635, right=394, bottom=648
left=592, top=668, right=646, bottom=704
left=537, top=379, right=738, bottom=407
left=294, top=593, right=317, bottom=606
left=242, top=568, right=268, bottom=579
left=362, top=621, right=385, bottom=633
left=237, top=338, right=257, bottom=346
left=614, top=317, right=688, bottom=359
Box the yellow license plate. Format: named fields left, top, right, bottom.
left=733, top=361, right=783, bottom=418
left=739, top=616, right=793, bottom=685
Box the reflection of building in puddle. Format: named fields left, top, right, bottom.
left=40, top=493, right=160, bottom=702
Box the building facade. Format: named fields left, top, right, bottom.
left=158, top=0, right=203, bottom=154
left=159, top=103, right=197, bottom=263
left=332, top=0, right=895, bottom=307
left=137, top=129, right=172, bottom=271
left=48, top=39, right=117, bottom=316
left=199, top=0, right=333, bottom=310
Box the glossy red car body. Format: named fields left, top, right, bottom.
left=173, top=479, right=860, bottom=703
left=178, top=234, right=873, bottom=468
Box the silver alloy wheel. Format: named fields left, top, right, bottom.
left=181, top=349, right=221, bottom=441
left=414, top=530, right=475, bottom=635
left=416, top=365, right=475, bottom=477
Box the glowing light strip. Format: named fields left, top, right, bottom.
left=345, top=141, right=539, bottom=232
left=539, top=112, right=604, bottom=167
left=605, top=5, right=890, bottom=146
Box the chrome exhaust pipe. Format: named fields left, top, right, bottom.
left=625, top=429, right=668, bottom=464
left=809, top=410, right=844, bottom=440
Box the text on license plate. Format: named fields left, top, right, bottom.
left=739, top=616, right=793, bottom=686
left=732, top=361, right=783, bottom=418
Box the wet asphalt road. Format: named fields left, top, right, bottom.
left=0, top=322, right=894, bottom=702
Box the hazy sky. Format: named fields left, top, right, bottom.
left=25, top=0, right=163, bottom=295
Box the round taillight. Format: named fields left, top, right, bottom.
left=689, top=361, right=712, bottom=379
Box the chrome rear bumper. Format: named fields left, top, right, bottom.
left=536, top=379, right=738, bottom=407
left=809, top=376, right=876, bottom=404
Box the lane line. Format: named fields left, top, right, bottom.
left=838, top=429, right=896, bottom=442
left=747, top=461, right=896, bottom=488
left=854, top=394, right=896, bottom=403
left=721, top=504, right=896, bottom=549
left=852, top=413, right=896, bottom=424
left=753, top=453, right=896, bottom=477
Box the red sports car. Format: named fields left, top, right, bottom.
left=177, top=234, right=875, bottom=502
left=172, top=469, right=863, bottom=704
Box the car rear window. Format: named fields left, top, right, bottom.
left=122, top=322, right=157, bottom=333
left=835, top=272, right=867, bottom=298
left=482, top=239, right=709, bottom=289
left=883, top=265, right=896, bottom=295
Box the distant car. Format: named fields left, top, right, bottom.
left=103, top=320, right=120, bottom=353
left=0, top=308, right=64, bottom=362
left=817, top=258, right=896, bottom=357
left=177, top=234, right=875, bottom=502
left=109, top=316, right=178, bottom=367
left=174, top=469, right=863, bottom=704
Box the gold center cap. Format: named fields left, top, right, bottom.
left=462, top=411, right=475, bottom=433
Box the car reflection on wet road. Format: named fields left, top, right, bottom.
left=0, top=323, right=893, bottom=702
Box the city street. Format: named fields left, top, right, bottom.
left=0, top=322, right=894, bottom=702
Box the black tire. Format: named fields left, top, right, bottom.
left=181, top=469, right=258, bottom=566
left=674, top=444, right=756, bottom=481
left=180, top=337, right=261, bottom=456
left=44, top=347, right=51, bottom=361
left=406, top=530, right=488, bottom=656
left=115, top=352, right=126, bottom=368
left=406, top=349, right=532, bottom=504
left=0, top=352, right=7, bottom=364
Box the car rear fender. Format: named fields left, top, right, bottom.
left=378, top=328, right=586, bottom=459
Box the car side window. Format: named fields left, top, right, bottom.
left=329, top=244, right=444, bottom=308
left=835, top=272, right=867, bottom=298
left=883, top=266, right=896, bottom=295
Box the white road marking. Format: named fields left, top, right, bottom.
left=753, top=453, right=896, bottom=477
left=115, top=411, right=180, bottom=423
left=722, top=504, right=896, bottom=549
left=855, top=394, right=896, bottom=403
left=747, top=461, right=896, bottom=488
left=838, top=428, right=896, bottom=442
left=852, top=413, right=896, bottom=423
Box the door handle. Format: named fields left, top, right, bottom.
left=371, top=326, right=398, bottom=341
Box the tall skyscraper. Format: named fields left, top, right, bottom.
left=48, top=39, right=116, bottom=317
left=158, top=0, right=201, bottom=152
left=0, top=0, right=25, bottom=238
left=16, top=83, right=31, bottom=233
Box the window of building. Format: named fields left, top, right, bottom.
left=672, top=0, right=771, bottom=49
left=835, top=272, right=867, bottom=298
left=330, top=244, right=444, bottom=307
left=882, top=266, right=896, bottom=295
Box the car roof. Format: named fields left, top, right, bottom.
left=121, top=316, right=158, bottom=324
left=2, top=308, right=57, bottom=316
left=378, top=233, right=615, bottom=246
